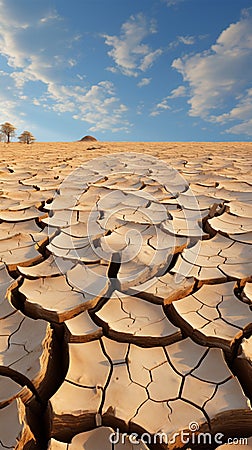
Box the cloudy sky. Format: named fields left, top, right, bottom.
left=0, top=0, right=251, bottom=142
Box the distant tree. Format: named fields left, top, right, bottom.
left=18, top=130, right=36, bottom=144
left=0, top=122, right=16, bottom=143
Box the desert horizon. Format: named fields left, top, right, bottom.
left=0, top=141, right=252, bottom=449
left=1, top=140, right=252, bottom=158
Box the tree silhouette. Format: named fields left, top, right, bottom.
left=18, top=130, right=36, bottom=144
left=0, top=122, right=16, bottom=143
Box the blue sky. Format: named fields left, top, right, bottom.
left=0, top=0, right=252, bottom=142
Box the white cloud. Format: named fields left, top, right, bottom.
left=169, top=34, right=196, bottom=49
left=32, top=98, right=41, bottom=106
left=150, top=111, right=160, bottom=117
left=156, top=99, right=171, bottom=110
left=139, top=49, right=163, bottom=71
left=40, top=11, right=62, bottom=24
left=137, top=77, right=152, bottom=87
left=106, top=66, right=118, bottom=74
left=0, top=70, right=26, bottom=126
left=48, top=81, right=129, bottom=132
left=72, top=81, right=129, bottom=132
left=103, top=13, right=162, bottom=76
left=178, top=35, right=195, bottom=45
left=150, top=97, right=171, bottom=116
left=68, top=59, right=77, bottom=67
left=226, top=120, right=252, bottom=136
left=214, top=88, right=252, bottom=136
left=164, top=0, right=185, bottom=6
left=172, top=8, right=252, bottom=135
left=0, top=0, right=130, bottom=133
left=213, top=88, right=252, bottom=123
left=136, top=101, right=145, bottom=115
left=168, top=85, right=187, bottom=98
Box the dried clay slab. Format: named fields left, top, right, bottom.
left=229, top=232, right=252, bottom=244
left=96, top=174, right=143, bottom=191
left=51, top=337, right=152, bottom=439
left=162, top=216, right=206, bottom=238
left=94, top=290, right=181, bottom=346
left=99, top=222, right=179, bottom=256
left=18, top=276, right=88, bottom=322
left=219, top=262, right=252, bottom=280
left=218, top=241, right=252, bottom=279
left=115, top=227, right=178, bottom=291
left=0, top=302, right=52, bottom=406
left=243, top=282, right=252, bottom=303
left=0, top=399, right=35, bottom=449
left=0, top=170, right=34, bottom=181
left=48, top=427, right=150, bottom=449
left=217, top=180, right=252, bottom=192
left=102, top=190, right=150, bottom=210
left=0, top=219, right=47, bottom=241
left=47, top=239, right=100, bottom=263
left=0, top=374, right=33, bottom=410
left=0, top=206, right=46, bottom=222
left=62, top=219, right=104, bottom=239
left=0, top=182, right=35, bottom=194
left=0, top=198, right=42, bottom=212
left=127, top=272, right=195, bottom=305
left=166, top=192, right=217, bottom=211
left=18, top=255, right=75, bottom=278
left=167, top=281, right=252, bottom=353
left=46, top=233, right=91, bottom=250
left=42, top=210, right=79, bottom=229
left=172, top=233, right=229, bottom=282
left=227, top=200, right=252, bottom=218
left=0, top=197, right=26, bottom=211
left=233, top=335, right=252, bottom=401
left=103, top=337, right=252, bottom=446
left=177, top=232, right=233, bottom=263
left=50, top=335, right=252, bottom=444
left=86, top=188, right=127, bottom=210
left=44, top=194, right=79, bottom=211
left=50, top=339, right=114, bottom=436
left=214, top=189, right=252, bottom=204
left=0, top=263, right=15, bottom=318
left=219, top=240, right=252, bottom=263
left=0, top=234, right=43, bottom=270
left=65, top=310, right=103, bottom=343
left=171, top=232, right=239, bottom=282
left=172, top=255, right=227, bottom=283
left=113, top=204, right=169, bottom=225
left=208, top=212, right=252, bottom=234
left=0, top=269, right=35, bottom=407
left=19, top=264, right=109, bottom=322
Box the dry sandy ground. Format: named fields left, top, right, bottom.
left=0, top=141, right=252, bottom=450
left=1, top=140, right=252, bottom=162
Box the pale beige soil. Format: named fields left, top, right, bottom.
left=0, top=141, right=252, bottom=449
left=1, top=141, right=252, bottom=164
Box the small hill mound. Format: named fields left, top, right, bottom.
left=79, top=135, right=97, bottom=142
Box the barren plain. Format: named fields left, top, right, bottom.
left=0, top=141, right=252, bottom=449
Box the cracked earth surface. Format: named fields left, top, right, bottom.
left=0, top=142, right=252, bottom=449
